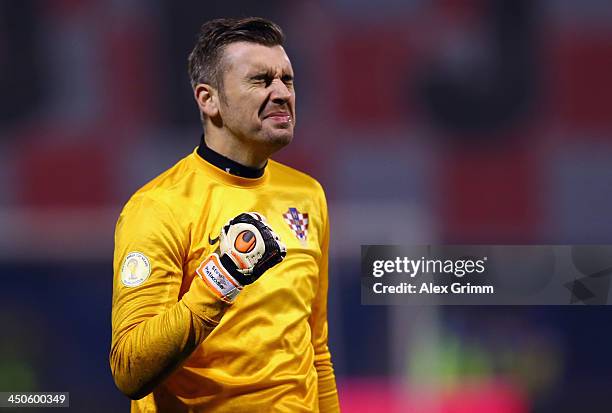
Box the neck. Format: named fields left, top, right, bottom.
left=204, top=130, right=270, bottom=169
left=197, top=135, right=266, bottom=178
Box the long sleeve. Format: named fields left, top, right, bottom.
left=110, top=193, right=231, bottom=399
left=309, top=186, right=340, bottom=412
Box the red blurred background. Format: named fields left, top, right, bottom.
left=2, top=1, right=612, bottom=411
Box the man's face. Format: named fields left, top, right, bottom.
left=216, top=42, right=295, bottom=151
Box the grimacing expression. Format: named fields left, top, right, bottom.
left=217, top=42, right=296, bottom=149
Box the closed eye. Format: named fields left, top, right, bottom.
left=249, top=72, right=294, bottom=87
left=250, top=74, right=273, bottom=86
left=281, top=75, right=294, bottom=86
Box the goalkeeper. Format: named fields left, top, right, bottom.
left=110, top=17, right=339, bottom=413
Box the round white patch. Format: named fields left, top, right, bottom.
left=120, top=252, right=151, bottom=287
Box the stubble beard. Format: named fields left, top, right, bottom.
left=261, top=123, right=294, bottom=152
left=219, top=98, right=294, bottom=156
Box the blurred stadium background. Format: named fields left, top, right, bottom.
left=2, top=0, right=612, bottom=411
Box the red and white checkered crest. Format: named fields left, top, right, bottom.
left=283, top=207, right=308, bottom=242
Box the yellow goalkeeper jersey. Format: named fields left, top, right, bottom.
left=110, top=147, right=339, bottom=413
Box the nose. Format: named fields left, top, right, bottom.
left=269, top=79, right=292, bottom=105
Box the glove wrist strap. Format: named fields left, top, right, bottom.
left=196, top=253, right=242, bottom=302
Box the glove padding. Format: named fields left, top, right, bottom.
left=218, top=212, right=286, bottom=285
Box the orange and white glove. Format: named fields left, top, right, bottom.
left=196, top=212, right=286, bottom=301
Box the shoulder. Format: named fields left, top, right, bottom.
left=268, top=159, right=326, bottom=198
left=120, top=153, right=199, bottom=220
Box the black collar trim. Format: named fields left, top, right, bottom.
left=196, top=135, right=266, bottom=179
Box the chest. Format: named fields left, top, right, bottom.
left=179, top=186, right=323, bottom=303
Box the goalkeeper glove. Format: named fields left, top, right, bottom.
left=197, top=212, right=287, bottom=301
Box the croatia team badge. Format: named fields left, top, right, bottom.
left=283, top=207, right=309, bottom=243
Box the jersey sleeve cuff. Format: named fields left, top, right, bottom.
left=182, top=271, right=233, bottom=325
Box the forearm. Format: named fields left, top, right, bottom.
left=110, top=280, right=230, bottom=399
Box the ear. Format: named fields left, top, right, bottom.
left=194, top=83, right=219, bottom=118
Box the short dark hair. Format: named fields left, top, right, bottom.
left=188, top=17, right=285, bottom=90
